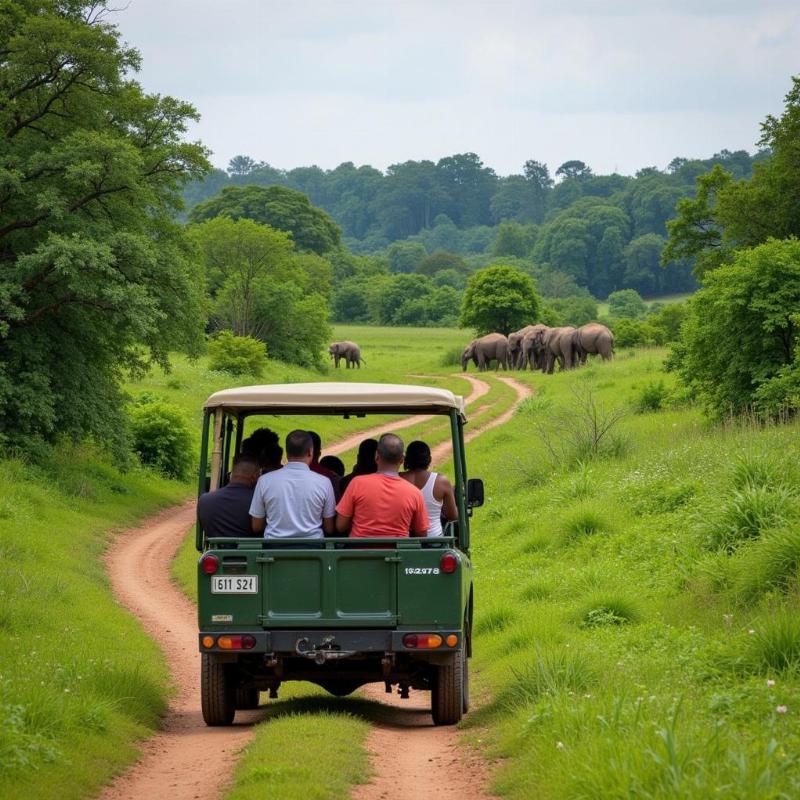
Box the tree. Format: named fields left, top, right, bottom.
left=460, top=265, right=541, bottom=335
left=491, top=222, right=537, bottom=258
left=556, top=160, right=593, bottom=182
left=607, top=289, right=646, bottom=319
left=189, top=185, right=341, bottom=254
left=672, top=239, right=800, bottom=417
left=228, top=155, right=262, bottom=176
left=624, top=234, right=667, bottom=296
left=0, top=1, right=209, bottom=451
left=387, top=240, right=427, bottom=273
left=416, top=250, right=468, bottom=276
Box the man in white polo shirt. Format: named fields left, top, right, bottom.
left=249, top=429, right=335, bottom=539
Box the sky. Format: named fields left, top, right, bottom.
left=114, top=0, right=800, bottom=177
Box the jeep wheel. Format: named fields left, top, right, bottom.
left=431, top=650, right=464, bottom=726
left=201, top=654, right=235, bottom=726
left=462, top=653, right=470, bottom=714
left=235, top=686, right=260, bottom=710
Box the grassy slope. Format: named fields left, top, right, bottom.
left=0, top=448, right=187, bottom=800
left=463, top=351, right=800, bottom=798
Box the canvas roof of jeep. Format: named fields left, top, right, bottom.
left=203, top=382, right=466, bottom=418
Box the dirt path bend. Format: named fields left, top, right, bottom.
left=99, top=373, right=523, bottom=800
left=101, top=502, right=264, bottom=800
left=326, top=374, right=490, bottom=457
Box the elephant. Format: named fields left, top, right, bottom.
left=519, top=324, right=550, bottom=371
left=508, top=325, right=542, bottom=369
left=571, top=323, right=614, bottom=364
left=461, top=332, right=510, bottom=372
left=328, top=341, right=364, bottom=369
left=532, top=326, right=577, bottom=374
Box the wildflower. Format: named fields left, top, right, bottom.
left=767, top=679, right=776, bottom=688
left=748, top=629, right=756, bottom=635
left=556, top=741, right=565, bottom=750
left=776, top=705, right=788, bottom=714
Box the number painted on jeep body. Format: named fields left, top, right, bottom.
left=404, top=567, right=440, bottom=575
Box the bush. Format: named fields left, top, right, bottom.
left=702, top=485, right=794, bottom=553
left=607, top=289, right=646, bottom=319
left=634, top=379, right=669, bottom=413
left=612, top=318, right=663, bottom=348
left=128, top=400, right=193, bottom=480
left=208, top=331, right=266, bottom=377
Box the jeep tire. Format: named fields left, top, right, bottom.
left=201, top=654, right=235, bottom=725
left=431, top=650, right=464, bottom=726
left=235, top=686, right=260, bottom=710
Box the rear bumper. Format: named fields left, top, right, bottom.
left=199, top=628, right=462, bottom=655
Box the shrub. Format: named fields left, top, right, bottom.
left=702, top=485, right=794, bottom=552
left=607, top=289, right=646, bottom=319
left=208, top=331, right=266, bottom=377
left=128, top=400, right=193, bottom=480
left=747, top=612, right=800, bottom=672
left=733, top=528, right=800, bottom=601
left=634, top=379, right=669, bottom=413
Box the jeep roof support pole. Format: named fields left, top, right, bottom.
left=222, top=416, right=233, bottom=481
left=234, top=414, right=244, bottom=457
left=196, top=411, right=210, bottom=551
left=450, top=410, right=469, bottom=550
left=209, top=409, right=224, bottom=492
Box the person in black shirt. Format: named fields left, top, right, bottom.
left=198, top=453, right=260, bottom=538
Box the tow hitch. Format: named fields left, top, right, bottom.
left=295, top=635, right=356, bottom=665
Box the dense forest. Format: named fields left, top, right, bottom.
left=184, top=149, right=767, bottom=301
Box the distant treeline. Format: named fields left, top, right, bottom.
left=184, top=149, right=766, bottom=298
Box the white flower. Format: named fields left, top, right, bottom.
left=776, top=705, right=788, bottom=714
left=767, top=679, right=776, bottom=687
left=748, top=629, right=756, bottom=635
left=556, top=741, right=565, bottom=750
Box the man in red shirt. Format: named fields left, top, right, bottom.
left=335, top=433, right=429, bottom=538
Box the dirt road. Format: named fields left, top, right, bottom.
left=100, top=373, right=527, bottom=800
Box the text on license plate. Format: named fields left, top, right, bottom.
left=211, top=575, right=258, bottom=594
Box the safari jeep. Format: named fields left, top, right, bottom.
left=195, top=383, right=483, bottom=726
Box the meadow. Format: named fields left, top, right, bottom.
left=4, top=325, right=800, bottom=799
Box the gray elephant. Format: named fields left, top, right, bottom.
left=508, top=325, right=541, bottom=369
left=532, top=326, right=577, bottom=374
left=328, top=341, right=364, bottom=369
left=519, top=324, right=550, bottom=370
left=572, top=323, right=614, bottom=364
left=461, top=332, right=510, bottom=372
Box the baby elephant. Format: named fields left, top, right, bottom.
left=461, top=333, right=510, bottom=372
left=329, top=341, right=364, bottom=369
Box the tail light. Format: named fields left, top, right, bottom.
left=217, top=635, right=257, bottom=650
left=440, top=552, right=459, bottom=574
left=403, top=633, right=443, bottom=649
left=200, top=554, right=219, bottom=575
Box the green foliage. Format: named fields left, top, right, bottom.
left=577, top=595, right=641, bottom=627
left=747, top=612, right=800, bottom=672
left=386, top=240, right=427, bottom=273
left=189, top=184, right=341, bottom=254
left=460, top=264, right=540, bottom=335
left=647, top=302, right=687, bottom=343
left=563, top=506, right=610, bottom=540
left=415, top=249, right=468, bottom=276
left=546, top=295, right=598, bottom=327
left=607, top=288, right=647, bottom=319
left=672, top=239, right=800, bottom=417
left=0, top=1, right=209, bottom=450
left=128, top=399, right=192, bottom=479
left=612, top=318, right=663, bottom=348
left=491, top=221, right=538, bottom=258
left=634, top=379, right=669, bottom=413
left=207, top=331, right=266, bottom=377
left=733, top=528, right=800, bottom=601
left=501, top=648, right=594, bottom=708
left=475, top=606, right=517, bottom=635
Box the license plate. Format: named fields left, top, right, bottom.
left=211, top=575, right=258, bottom=594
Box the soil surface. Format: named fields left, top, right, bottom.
left=99, top=373, right=526, bottom=800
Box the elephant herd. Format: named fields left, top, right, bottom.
left=461, top=323, right=614, bottom=373
left=328, top=340, right=365, bottom=368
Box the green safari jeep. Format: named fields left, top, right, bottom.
left=195, top=382, right=484, bottom=726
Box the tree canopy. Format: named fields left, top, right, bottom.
left=459, top=265, right=541, bottom=335
left=0, top=0, right=209, bottom=449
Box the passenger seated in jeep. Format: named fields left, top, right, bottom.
left=401, top=440, right=458, bottom=537
left=335, top=433, right=429, bottom=538
left=198, top=453, right=261, bottom=538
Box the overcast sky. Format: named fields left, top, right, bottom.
left=114, top=1, right=800, bottom=177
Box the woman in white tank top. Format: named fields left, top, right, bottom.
left=400, top=441, right=459, bottom=537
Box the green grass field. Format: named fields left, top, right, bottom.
left=7, top=323, right=800, bottom=799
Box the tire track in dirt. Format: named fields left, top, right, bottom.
left=99, top=373, right=523, bottom=800
left=101, top=502, right=265, bottom=800
left=349, top=374, right=530, bottom=800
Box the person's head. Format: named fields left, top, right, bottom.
left=285, top=429, right=314, bottom=463
left=320, top=455, right=345, bottom=477
left=230, top=453, right=261, bottom=487
left=308, top=430, right=322, bottom=463
left=404, top=440, right=432, bottom=471
left=355, top=438, right=379, bottom=474
left=241, top=427, right=279, bottom=457
left=260, top=442, right=283, bottom=472
left=376, top=433, right=404, bottom=470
